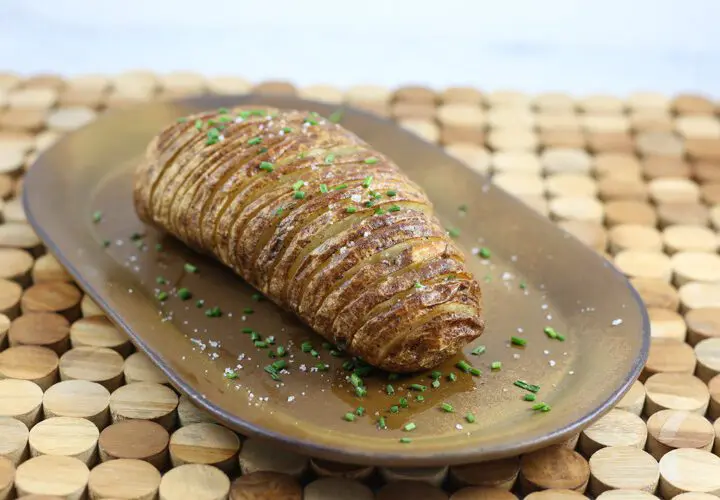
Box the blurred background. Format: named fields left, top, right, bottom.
left=1, top=0, right=718, bottom=95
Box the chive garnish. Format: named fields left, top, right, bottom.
left=514, top=380, right=541, bottom=393
left=310, top=349, right=319, bottom=358
left=304, top=117, right=319, bottom=126
left=414, top=282, right=423, bottom=289
left=466, top=413, right=476, bottom=423
left=275, top=207, right=284, bottom=216
left=378, top=416, right=387, bottom=429
left=511, top=336, right=527, bottom=346
left=431, top=379, right=440, bottom=389
left=390, top=405, right=399, bottom=413
left=259, top=162, right=274, bottom=172
left=254, top=341, right=268, bottom=348
left=276, top=346, right=286, bottom=357
left=282, top=127, right=293, bottom=133
left=344, top=412, right=355, bottom=422
left=471, top=345, right=486, bottom=355
left=374, top=208, right=386, bottom=215
left=416, top=395, right=425, bottom=402
left=156, top=276, right=167, bottom=285
left=184, top=263, right=198, bottom=273
left=242, top=327, right=253, bottom=334
left=532, top=402, right=551, bottom=412
left=92, top=211, right=102, bottom=223
left=271, top=360, right=286, bottom=371
left=177, top=288, right=192, bottom=300
left=195, top=299, right=205, bottom=308
left=356, top=407, right=365, bottom=416
left=157, top=291, right=168, bottom=302
left=399, top=397, right=409, bottom=408
left=155, top=243, right=163, bottom=251
left=194, top=119, right=203, bottom=130
left=448, top=373, right=457, bottom=382
left=264, top=365, right=280, bottom=380
left=362, top=176, right=373, bottom=188
left=491, top=361, right=502, bottom=371
left=388, top=205, right=401, bottom=212
left=324, top=154, right=335, bottom=164
left=520, top=281, right=527, bottom=290
left=301, top=341, right=313, bottom=353
left=250, top=332, right=260, bottom=341
left=403, top=422, right=416, bottom=432
left=243, top=308, right=254, bottom=314
left=386, top=190, right=397, bottom=197
left=346, top=206, right=357, bottom=214
left=102, top=239, right=111, bottom=248
left=469, top=367, right=482, bottom=376
left=524, top=393, right=536, bottom=401
left=400, top=437, right=412, bottom=444
left=430, top=371, right=442, bottom=380
left=293, top=191, right=306, bottom=199
left=320, top=184, right=329, bottom=193
left=459, top=204, right=468, bottom=213
left=205, top=306, right=222, bottom=318
left=456, top=360, right=472, bottom=373
left=355, top=386, right=367, bottom=397
left=251, top=293, right=263, bottom=301
left=364, top=157, right=379, bottom=165
left=316, top=362, right=329, bottom=371
left=224, top=369, right=238, bottom=379
left=447, top=227, right=461, bottom=238
left=292, top=180, right=304, bottom=191
left=409, top=384, right=427, bottom=392
left=177, top=117, right=188, bottom=123
left=350, top=373, right=363, bottom=388
left=248, top=137, right=262, bottom=145
left=440, top=402, right=454, bottom=413
left=386, top=385, right=395, bottom=396
left=333, top=183, right=348, bottom=190
left=478, top=247, right=491, bottom=259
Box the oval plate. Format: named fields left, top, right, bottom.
left=23, top=94, right=649, bottom=467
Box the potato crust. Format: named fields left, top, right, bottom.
left=133, top=106, right=485, bottom=372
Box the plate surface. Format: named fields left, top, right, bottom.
left=23, top=94, right=649, bottom=466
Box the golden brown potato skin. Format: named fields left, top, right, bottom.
left=133, top=106, right=484, bottom=372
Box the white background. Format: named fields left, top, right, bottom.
left=1, top=0, right=719, bottom=96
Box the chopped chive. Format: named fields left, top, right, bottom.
left=324, top=154, right=335, bottom=164
left=414, top=281, right=424, bottom=289
left=195, top=299, right=205, bottom=308
left=276, top=346, right=286, bottom=357
left=241, top=327, right=253, bottom=334
left=346, top=206, right=357, bottom=214
left=282, top=126, right=293, bottom=133
left=130, top=232, right=143, bottom=241
left=399, top=397, right=409, bottom=408
left=156, top=276, right=167, bottom=285
left=251, top=293, right=263, bottom=301
left=292, top=180, right=304, bottom=191
left=218, top=107, right=229, bottom=113
left=194, top=119, right=203, bottom=130
left=416, top=395, right=425, bottom=402
left=259, top=161, right=274, bottom=172
left=524, top=393, right=537, bottom=401
left=342, top=360, right=354, bottom=371
left=459, top=204, right=468, bottom=213
left=355, top=407, right=365, bottom=416
left=544, top=326, right=558, bottom=339
left=301, top=341, right=313, bottom=353
left=155, top=243, right=163, bottom=251
left=440, top=402, right=454, bottom=413
left=390, top=405, right=399, bottom=414
left=447, top=227, right=461, bottom=238
left=304, top=117, right=319, bottom=125
left=156, top=291, right=168, bottom=301
left=386, top=385, right=395, bottom=396
left=378, top=416, right=387, bottom=429
left=248, top=137, right=262, bottom=145
left=329, top=109, right=344, bottom=123
left=355, top=386, right=367, bottom=397
left=430, top=371, right=442, bottom=380
left=362, top=176, right=373, bottom=188
left=333, top=183, right=348, bottom=190
left=388, top=205, right=401, bottom=212
left=184, top=263, right=198, bottom=274
left=320, top=184, right=329, bottom=193
left=243, top=308, right=254, bottom=314
left=484, top=275, right=492, bottom=283
left=409, top=384, right=427, bottom=392
left=520, top=281, right=527, bottom=290
left=343, top=412, right=355, bottom=422
left=491, top=361, right=502, bottom=371
left=479, top=247, right=491, bottom=259
left=374, top=208, right=386, bottom=215
left=271, top=360, right=286, bottom=371
left=386, top=190, right=397, bottom=197
left=224, top=369, right=238, bottom=379
left=532, top=402, right=550, bottom=411
left=310, top=349, right=319, bottom=358
left=364, top=201, right=374, bottom=208
left=514, top=380, right=541, bottom=393
left=465, top=413, right=476, bottom=423
left=329, top=349, right=342, bottom=357
left=471, top=345, right=486, bottom=355
left=250, top=332, right=260, bottom=341
left=456, top=360, right=472, bottom=373
left=275, top=207, right=284, bottom=216
left=254, top=341, right=268, bottom=348
left=92, top=211, right=102, bottom=223
left=364, top=157, right=379, bottom=165
left=264, top=365, right=280, bottom=380
left=102, top=239, right=111, bottom=248
left=177, top=288, right=192, bottom=300
left=316, top=362, right=329, bottom=371
left=293, top=191, right=306, bottom=199
left=511, top=336, right=527, bottom=346
left=469, top=367, right=482, bottom=376
left=400, top=437, right=412, bottom=444
left=431, top=379, right=440, bottom=389
left=177, top=117, right=188, bottom=123
left=448, top=372, right=457, bottom=382
left=205, top=306, right=222, bottom=318
left=403, top=422, right=416, bottom=432
left=350, top=373, right=363, bottom=388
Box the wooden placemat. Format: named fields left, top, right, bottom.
left=1, top=71, right=719, bottom=499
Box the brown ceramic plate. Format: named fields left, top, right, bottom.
left=23, top=94, right=649, bottom=467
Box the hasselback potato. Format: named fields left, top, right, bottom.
left=134, top=106, right=485, bottom=372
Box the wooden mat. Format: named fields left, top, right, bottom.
left=1, top=70, right=720, bottom=499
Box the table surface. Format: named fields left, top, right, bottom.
left=1, top=0, right=720, bottom=95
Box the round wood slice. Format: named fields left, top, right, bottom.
left=548, top=196, right=604, bottom=223
left=524, top=490, right=586, bottom=499
left=14, top=455, right=89, bottom=500
left=298, top=85, right=343, bottom=104
left=392, top=102, right=436, bottom=121
left=579, top=409, right=647, bottom=456
left=98, top=419, right=169, bottom=470
left=88, top=458, right=161, bottom=500
left=0, top=248, right=32, bottom=286
left=663, top=225, right=719, bottom=255
left=673, top=493, right=720, bottom=500
left=59, top=346, right=124, bottom=391
left=588, top=446, right=659, bottom=495
left=9, top=313, right=70, bottom=355
left=238, top=438, right=309, bottom=479
left=658, top=448, right=720, bottom=498
left=206, top=76, right=252, bottom=95
left=627, top=91, right=669, bottom=111
left=557, top=221, right=607, bottom=252
left=0, top=345, right=58, bottom=390
left=378, top=465, right=448, bottom=487
left=613, top=251, right=672, bottom=282
left=20, top=283, right=81, bottom=322
left=0, top=417, right=28, bottom=465
left=6, top=88, right=58, bottom=110
left=539, top=130, right=586, bottom=149
left=709, top=375, right=720, bottom=420
left=0, top=313, right=9, bottom=348
left=533, top=92, right=574, bottom=112
left=608, top=225, right=662, bottom=254
left=28, top=416, right=99, bottom=465
left=448, top=457, right=520, bottom=490
left=616, top=380, right=646, bottom=416
left=680, top=284, right=720, bottom=312
left=309, top=458, right=373, bottom=482
left=69, top=316, right=131, bottom=357
left=492, top=173, right=544, bottom=198
left=123, top=352, right=168, bottom=384
left=597, top=177, right=648, bottom=201
left=695, top=338, right=720, bottom=382
left=643, top=338, right=696, bottom=380
left=656, top=202, right=709, bottom=228
left=158, top=72, right=208, bottom=95
left=486, top=91, right=530, bottom=109
left=109, top=382, right=178, bottom=430
left=541, top=148, right=591, bottom=174
left=375, top=480, right=448, bottom=500
left=593, top=153, right=642, bottom=179
left=519, top=445, right=589, bottom=493
left=646, top=409, right=714, bottom=460
left=486, top=130, right=537, bottom=152
left=303, top=477, right=375, bottom=500
left=649, top=178, right=700, bottom=204
left=451, top=487, right=519, bottom=499
left=644, top=373, right=709, bottom=416
left=636, top=131, right=684, bottom=157
left=42, top=379, right=110, bottom=430
left=229, top=471, right=302, bottom=500
left=177, top=395, right=216, bottom=427
left=400, top=119, right=440, bottom=143
left=672, top=252, right=720, bottom=287
left=595, top=490, right=659, bottom=499
left=158, top=463, right=230, bottom=500
left=673, top=94, right=715, bottom=115
left=491, top=152, right=541, bottom=174
left=169, top=422, right=240, bottom=474
left=604, top=201, right=657, bottom=227
left=545, top=173, right=597, bottom=198
left=648, top=308, right=686, bottom=342
left=0, top=278, right=22, bottom=320
left=631, top=278, right=679, bottom=311
left=0, top=456, right=13, bottom=500
left=487, top=109, right=534, bottom=130
left=444, top=145, right=491, bottom=175
left=46, top=107, right=96, bottom=132
left=442, top=87, right=484, bottom=106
